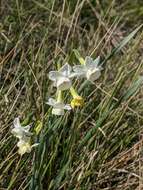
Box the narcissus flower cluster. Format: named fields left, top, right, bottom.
left=11, top=54, right=103, bottom=155
left=47, top=55, right=102, bottom=115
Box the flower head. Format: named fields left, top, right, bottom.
left=73, top=56, right=102, bottom=82
left=17, top=139, right=38, bottom=155
left=11, top=117, right=38, bottom=155
left=70, top=87, right=84, bottom=108
left=17, top=139, right=32, bottom=155
left=11, top=117, right=32, bottom=140
left=49, top=63, right=76, bottom=91
left=71, top=96, right=84, bottom=108
left=46, top=97, right=71, bottom=115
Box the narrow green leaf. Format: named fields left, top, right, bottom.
left=121, top=76, right=143, bottom=101
left=78, top=76, right=143, bottom=149
left=78, top=110, right=110, bottom=149
left=34, top=120, right=43, bottom=135
left=73, top=49, right=85, bottom=64
left=102, top=24, right=143, bottom=65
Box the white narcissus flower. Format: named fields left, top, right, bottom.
left=46, top=98, right=71, bottom=115
left=49, top=63, right=76, bottom=91
left=17, top=139, right=32, bottom=155
left=11, top=117, right=38, bottom=155
left=11, top=117, right=32, bottom=139
left=17, top=140, right=38, bottom=155
left=73, top=56, right=102, bottom=82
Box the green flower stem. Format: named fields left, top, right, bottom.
left=70, top=86, right=79, bottom=98
left=57, top=90, right=62, bottom=103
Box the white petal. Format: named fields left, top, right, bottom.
left=17, top=140, right=25, bottom=147
left=85, top=56, right=101, bottom=70
left=46, top=98, right=65, bottom=109
left=59, top=63, right=72, bottom=77
left=86, top=68, right=101, bottom=81
left=93, top=56, right=100, bottom=66
left=56, top=77, right=71, bottom=91
left=11, top=128, right=23, bottom=139
left=64, top=104, right=72, bottom=110
left=13, top=117, right=21, bottom=128
left=31, top=143, right=39, bottom=148
left=85, top=56, right=94, bottom=69
left=49, top=71, right=61, bottom=81
left=23, top=125, right=31, bottom=132
left=52, top=108, right=64, bottom=115
left=54, top=102, right=65, bottom=109
left=23, top=131, right=32, bottom=138
left=46, top=98, right=57, bottom=106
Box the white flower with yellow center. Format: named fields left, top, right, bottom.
left=46, top=91, right=71, bottom=115
left=73, top=56, right=102, bottom=82
left=49, top=63, right=76, bottom=91
left=17, top=139, right=32, bottom=155
left=11, top=118, right=38, bottom=155
left=17, top=139, right=38, bottom=155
